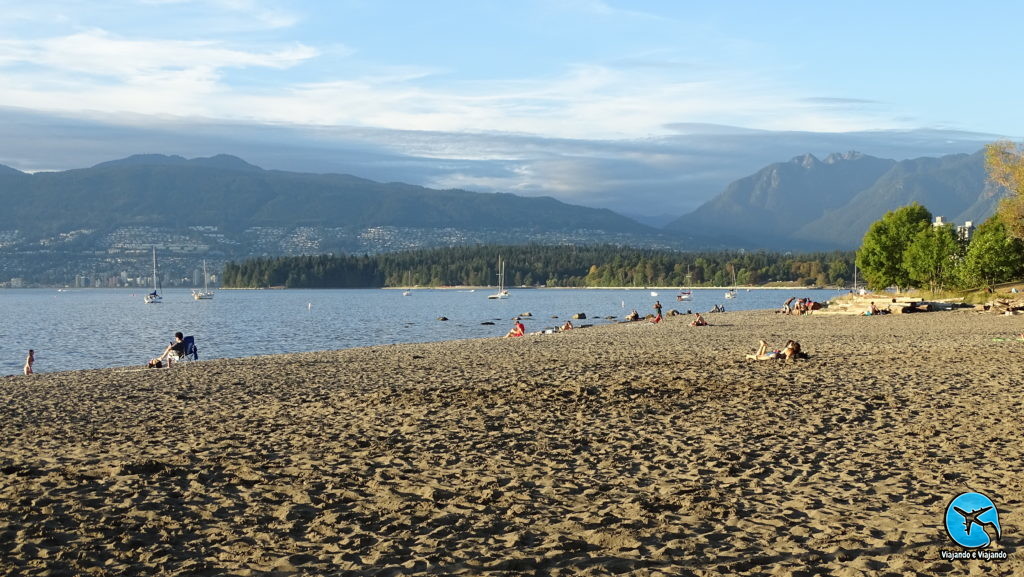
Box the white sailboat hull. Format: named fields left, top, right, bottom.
left=489, top=257, right=509, bottom=299
left=192, top=260, right=214, bottom=300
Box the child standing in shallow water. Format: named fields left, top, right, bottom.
left=23, top=350, right=34, bottom=375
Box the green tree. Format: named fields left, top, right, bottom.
left=957, top=216, right=1024, bottom=288
left=904, top=223, right=960, bottom=293
left=987, top=141, right=1024, bottom=240
left=856, top=203, right=932, bottom=292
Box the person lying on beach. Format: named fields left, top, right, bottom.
left=746, top=340, right=779, bottom=360
left=649, top=313, right=662, bottom=324
left=690, top=312, right=708, bottom=326
left=745, top=339, right=806, bottom=361
left=782, top=340, right=804, bottom=360
left=505, top=319, right=525, bottom=338
left=625, top=309, right=641, bottom=322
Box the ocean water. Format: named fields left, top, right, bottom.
left=0, top=287, right=844, bottom=375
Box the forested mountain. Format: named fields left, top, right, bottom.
left=223, top=244, right=855, bottom=289
left=0, top=154, right=654, bottom=237
left=0, top=149, right=1006, bottom=286
left=666, top=149, right=1002, bottom=249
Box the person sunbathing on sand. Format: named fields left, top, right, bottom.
left=782, top=340, right=803, bottom=360
left=746, top=340, right=779, bottom=360
left=690, top=312, right=708, bottom=326
left=746, top=339, right=805, bottom=361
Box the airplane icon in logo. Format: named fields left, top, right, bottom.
left=953, top=505, right=1001, bottom=542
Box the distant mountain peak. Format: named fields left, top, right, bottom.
left=93, top=153, right=262, bottom=172
left=665, top=148, right=987, bottom=249
left=190, top=154, right=262, bottom=171
left=791, top=153, right=820, bottom=169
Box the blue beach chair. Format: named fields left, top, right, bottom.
left=174, top=336, right=199, bottom=366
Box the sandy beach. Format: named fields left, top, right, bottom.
left=2, top=308, right=1023, bottom=576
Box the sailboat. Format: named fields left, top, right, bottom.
left=724, top=266, right=738, bottom=299
left=144, top=247, right=162, bottom=304
left=487, top=257, right=509, bottom=299
left=192, top=260, right=214, bottom=300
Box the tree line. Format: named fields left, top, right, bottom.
left=855, top=141, right=1024, bottom=293
left=222, top=140, right=1024, bottom=292
left=222, top=245, right=856, bottom=289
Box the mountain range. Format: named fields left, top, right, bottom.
left=0, top=154, right=655, bottom=238
left=0, top=149, right=1005, bottom=284
left=665, top=149, right=1001, bottom=249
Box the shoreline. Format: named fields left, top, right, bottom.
left=4, top=309, right=1023, bottom=575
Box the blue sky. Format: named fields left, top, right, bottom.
left=0, top=1, right=1018, bottom=221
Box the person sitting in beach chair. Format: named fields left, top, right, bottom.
left=153, top=332, right=198, bottom=366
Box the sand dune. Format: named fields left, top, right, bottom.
left=2, top=309, right=1023, bottom=575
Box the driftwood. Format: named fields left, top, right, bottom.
left=819, top=294, right=961, bottom=316
left=990, top=298, right=1024, bottom=313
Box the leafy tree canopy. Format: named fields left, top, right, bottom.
left=904, top=223, right=960, bottom=294
left=987, top=141, right=1024, bottom=240
left=856, top=203, right=932, bottom=291
left=956, top=215, right=1024, bottom=289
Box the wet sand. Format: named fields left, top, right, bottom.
left=2, top=309, right=1023, bottom=576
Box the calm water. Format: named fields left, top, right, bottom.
left=1, top=287, right=843, bottom=375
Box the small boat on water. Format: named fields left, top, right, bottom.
left=192, top=260, right=214, bottom=300
left=724, top=289, right=737, bottom=299
left=676, top=290, right=692, bottom=301
left=488, top=257, right=510, bottom=299
left=145, top=247, right=162, bottom=304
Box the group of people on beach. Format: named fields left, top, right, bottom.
left=504, top=318, right=575, bottom=338
left=780, top=297, right=819, bottom=315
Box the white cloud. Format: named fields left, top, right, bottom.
left=0, top=28, right=319, bottom=116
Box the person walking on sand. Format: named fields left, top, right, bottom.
left=23, top=349, right=34, bottom=375
left=654, top=300, right=662, bottom=318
